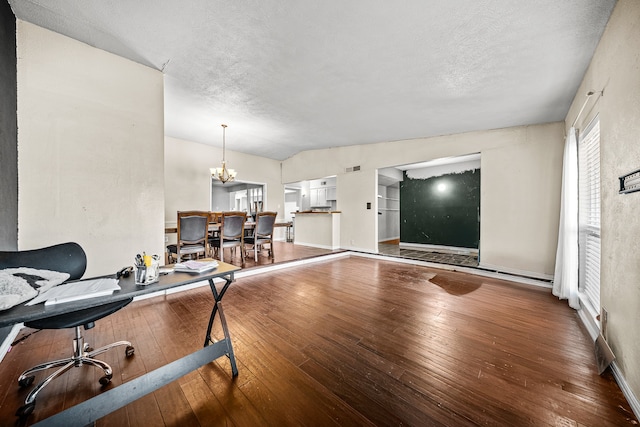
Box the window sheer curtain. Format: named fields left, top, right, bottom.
left=553, top=127, right=580, bottom=309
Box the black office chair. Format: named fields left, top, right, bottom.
left=0, top=242, right=134, bottom=417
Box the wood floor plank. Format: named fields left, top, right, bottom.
left=236, top=337, right=371, bottom=426
left=180, top=375, right=232, bottom=427
left=197, top=362, right=270, bottom=426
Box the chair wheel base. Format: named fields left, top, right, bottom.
left=126, top=345, right=135, bottom=357
left=16, top=401, right=35, bottom=417
left=99, top=374, right=112, bottom=386
left=18, top=375, right=35, bottom=388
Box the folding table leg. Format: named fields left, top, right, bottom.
left=216, top=301, right=238, bottom=376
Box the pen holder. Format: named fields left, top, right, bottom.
left=135, top=259, right=159, bottom=285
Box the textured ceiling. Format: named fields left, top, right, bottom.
left=9, top=0, right=616, bottom=160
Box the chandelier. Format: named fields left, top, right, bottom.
left=210, top=124, right=237, bottom=184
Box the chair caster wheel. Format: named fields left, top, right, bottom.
left=125, top=345, right=135, bottom=357
left=85, top=345, right=94, bottom=353
left=16, top=401, right=35, bottom=417
left=18, top=375, right=35, bottom=388
left=99, top=374, right=112, bottom=386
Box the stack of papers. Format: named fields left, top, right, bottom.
left=173, top=260, right=219, bottom=273
left=26, top=278, right=121, bottom=306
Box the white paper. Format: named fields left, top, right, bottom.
left=26, top=278, right=121, bottom=306
left=173, top=260, right=218, bottom=273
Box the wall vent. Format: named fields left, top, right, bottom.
left=345, top=165, right=361, bottom=173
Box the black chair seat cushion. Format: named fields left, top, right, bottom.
left=244, top=237, right=269, bottom=245
left=209, top=237, right=240, bottom=246
left=167, top=244, right=206, bottom=255
left=25, top=298, right=133, bottom=330
left=244, top=237, right=255, bottom=245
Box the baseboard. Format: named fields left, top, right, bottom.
left=293, top=241, right=341, bottom=250
left=399, top=242, right=478, bottom=256
left=235, top=252, right=350, bottom=278
left=575, top=302, right=640, bottom=421
left=478, top=262, right=554, bottom=282
left=354, top=251, right=553, bottom=289
left=611, top=361, right=640, bottom=420
left=378, top=237, right=400, bottom=244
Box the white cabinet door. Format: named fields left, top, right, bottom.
left=326, top=186, right=337, bottom=201
left=311, top=188, right=328, bottom=206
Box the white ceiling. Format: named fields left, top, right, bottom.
left=9, top=0, right=616, bottom=161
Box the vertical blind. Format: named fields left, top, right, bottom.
left=578, top=117, right=601, bottom=313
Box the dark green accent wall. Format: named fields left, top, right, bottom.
left=0, top=0, right=17, bottom=251
left=400, top=169, right=480, bottom=249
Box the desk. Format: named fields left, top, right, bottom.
left=0, top=262, right=241, bottom=425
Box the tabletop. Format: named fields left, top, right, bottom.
left=0, top=261, right=240, bottom=328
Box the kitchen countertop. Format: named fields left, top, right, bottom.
left=292, top=211, right=341, bottom=214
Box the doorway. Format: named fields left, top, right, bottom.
left=377, top=154, right=480, bottom=267
left=211, top=179, right=265, bottom=219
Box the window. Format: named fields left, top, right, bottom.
left=578, top=116, right=601, bottom=314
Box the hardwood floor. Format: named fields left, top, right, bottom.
left=182, top=240, right=342, bottom=270
left=0, top=251, right=637, bottom=426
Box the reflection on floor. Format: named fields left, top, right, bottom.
left=377, top=243, right=479, bottom=267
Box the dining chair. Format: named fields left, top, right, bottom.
left=207, top=211, right=221, bottom=257
left=0, top=242, right=134, bottom=417
left=244, top=211, right=277, bottom=262
left=166, top=211, right=209, bottom=263
left=209, top=211, right=246, bottom=263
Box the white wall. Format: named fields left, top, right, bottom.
left=564, top=0, right=640, bottom=406
left=164, top=136, right=284, bottom=236
left=480, top=125, right=563, bottom=278
left=338, top=169, right=379, bottom=251
left=17, top=21, right=165, bottom=277
left=282, top=122, right=564, bottom=279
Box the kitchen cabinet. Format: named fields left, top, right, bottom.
left=326, top=186, right=337, bottom=201
left=310, top=186, right=336, bottom=207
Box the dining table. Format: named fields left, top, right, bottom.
left=164, top=220, right=293, bottom=238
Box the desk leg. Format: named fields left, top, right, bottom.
left=216, top=301, right=238, bottom=376
left=204, top=275, right=238, bottom=377
left=35, top=339, right=234, bottom=426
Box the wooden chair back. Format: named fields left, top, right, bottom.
left=176, top=210, right=209, bottom=261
